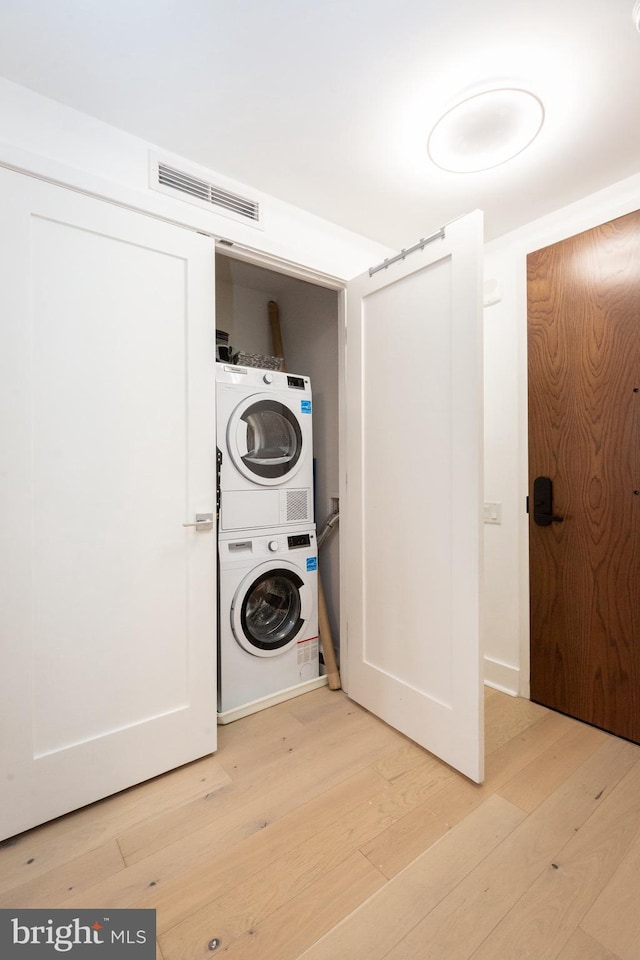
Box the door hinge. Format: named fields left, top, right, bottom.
left=526, top=495, right=529, bottom=514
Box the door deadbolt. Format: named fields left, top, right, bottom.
left=533, top=477, right=564, bottom=527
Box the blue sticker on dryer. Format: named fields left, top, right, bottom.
left=301, top=400, right=312, bottom=414
left=306, top=557, right=318, bottom=572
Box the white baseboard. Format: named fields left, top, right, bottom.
left=217, top=675, right=328, bottom=724
left=484, top=656, right=520, bottom=697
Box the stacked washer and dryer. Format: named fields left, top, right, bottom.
left=216, top=364, right=321, bottom=722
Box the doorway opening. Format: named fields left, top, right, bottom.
left=215, top=252, right=342, bottom=673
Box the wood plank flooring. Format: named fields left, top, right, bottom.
left=1, top=685, right=639, bottom=960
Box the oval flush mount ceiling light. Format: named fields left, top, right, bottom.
left=427, top=88, right=545, bottom=173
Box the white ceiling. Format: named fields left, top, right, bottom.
left=1, top=0, right=639, bottom=247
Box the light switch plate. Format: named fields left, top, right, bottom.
left=483, top=501, right=502, bottom=524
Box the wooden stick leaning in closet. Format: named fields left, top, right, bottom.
left=267, top=300, right=286, bottom=372
left=267, top=300, right=341, bottom=690
left=316, top=523, right=341, bottom=690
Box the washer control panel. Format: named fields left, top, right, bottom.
left=288, top=533, right=312, bottom=549
left=221, top=530, right=315, bottom=559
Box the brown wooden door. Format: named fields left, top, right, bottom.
left=528, top=209, right=640, bottom=743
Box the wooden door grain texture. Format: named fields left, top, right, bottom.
left=528, top=209, right=640, bottom=742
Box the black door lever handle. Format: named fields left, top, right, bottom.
left=534, top=512, right=564, bottom=526
left=533, top=476, right=564, bottom=527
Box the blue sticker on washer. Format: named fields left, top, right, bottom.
left=306, top=557, right=318, bottom=571
left=301, top=400, right=312, bottom=414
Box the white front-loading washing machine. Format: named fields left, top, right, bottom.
left=216, top=364, right=314, bottom=533
left=217, top=527, right=321, bottom=721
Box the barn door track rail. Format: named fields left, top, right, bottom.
left=368, top=226, right=445, bottom=277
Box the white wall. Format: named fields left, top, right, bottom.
left=483, top=169, right=640, bottom=696
left=215, top=281, right=274, bottom=358
left=276, top=283, right=341, bottom=657
left=482, top=266, right=522, bottom=695
left=0, top=77, right=393, bottom=280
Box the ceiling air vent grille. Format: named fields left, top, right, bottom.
left=157, top=162, right=260, bottom=223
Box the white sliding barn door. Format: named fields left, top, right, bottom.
left=344, top=211, right=484, bottom=782
left=0, top=168, right=217, bottom=839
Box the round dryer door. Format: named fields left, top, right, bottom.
left=231, top=561, right=312, bottom=657
left=228, top=395, right=305, bottom=486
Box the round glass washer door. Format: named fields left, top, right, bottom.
left=227, top=394, right=305, bottom=486
left=231, top=561, right=312, bottom=657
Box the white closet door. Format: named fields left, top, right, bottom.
left=344, top=211, right=484, bottom=782
left=0, top=168, right=217, bottom=839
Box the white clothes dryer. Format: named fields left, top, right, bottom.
left=217, top=527, right=320, bottom=721
left=216, top=364, right=314, bottom=533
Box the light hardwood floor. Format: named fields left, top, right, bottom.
left=1, top=685, right=639, bottom=960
